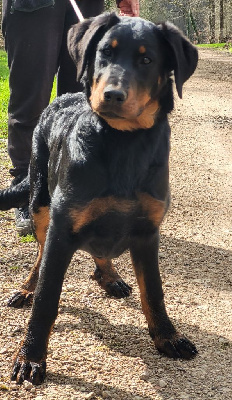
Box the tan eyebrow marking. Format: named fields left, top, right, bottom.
left=111, top=39, right=118, bottom=48
left=139, top=45, right=146, bottom=54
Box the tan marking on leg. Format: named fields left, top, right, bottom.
left=135, top=270, right=178, bottom=349
left=135, top=270, right=156, bottom=331
left=93, top=257, right=121, bottom=284
left=22, top=244, right=43, bottom=292
left=137, top=193, right=165, bottom=226
left=22, top=207, right=50, bottom=292
left=33, top=206, right=50, bottom=244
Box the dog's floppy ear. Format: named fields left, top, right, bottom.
left=157, top=22, right=198, bottom=98
left=68, top=12, right=120, bottom=81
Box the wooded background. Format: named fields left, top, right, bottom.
left=0, top=1, right=232, bottom=45
left=106, top=0, right=232, bottom=43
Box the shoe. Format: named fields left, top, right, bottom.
left=15, top=207, right=33, bottom=236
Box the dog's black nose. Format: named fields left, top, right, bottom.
left=104, top=87, right=127, bottom=104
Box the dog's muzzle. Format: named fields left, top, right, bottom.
left=103, top=85, right=127, bottom=105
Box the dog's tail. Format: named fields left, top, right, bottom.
left=0, top=176, right=30, bottom=211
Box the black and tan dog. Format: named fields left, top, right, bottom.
left=0, top=13, right=198, bottom=384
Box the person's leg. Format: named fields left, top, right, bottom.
left=57, top=0, right=104, bottom=96
left=3, top=0, right=66, bottom=176
left=2, top=0, right=66, bottom=234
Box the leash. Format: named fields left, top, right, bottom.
left=69, top=0, right=84, bottom=22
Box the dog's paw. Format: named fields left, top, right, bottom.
left=105, top=280, right=132, bottom=298
left=7, top=290, right=33, bottom=308
left=91, top=266, right=132, bottom=298
left=11, top=359, right=46, bottom=385
left=11, top=358, right=46, bottom=385
left=155, top=335, right=197, bottom=360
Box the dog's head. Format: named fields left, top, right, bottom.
left=68, top=13, right=198, bottom=131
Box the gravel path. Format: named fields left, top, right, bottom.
left=0, top=49, right=231, bottom=400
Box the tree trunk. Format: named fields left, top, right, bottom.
left=209, top=0, right=216, bottom=43
left=219, top=0, right=224, bottom=42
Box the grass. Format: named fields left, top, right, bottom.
left=20, top=234, right=36, bottom=243
left=197, top=43, right=225, bottom=48
left=10, top=265, right=22, bottom=271
left=197, top=42, right=232, bottom=53
left=0, top=49, right=57, bottom=138
left=0, top=50, right=9, bottom=137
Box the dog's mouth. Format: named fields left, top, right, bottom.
left=96, top=105, right=144, bottom=121
left=97, top=111, right=132, bottom=120
left=98, top=111, right=126, bottom=119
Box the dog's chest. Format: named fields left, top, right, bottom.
left=63, top=121, right=167, bottom=258
left=102, top=129, right=156, bottom=197
left=69, top=193, right=165, bottom=258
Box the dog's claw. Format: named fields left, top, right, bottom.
left=7, top=291, right=33, bottom=308
left=175, top=337, right=198, bottom=359
left=11, top=358, right=46, bottom=385
left=11, top=360, right=21, bottom=381
left=31, top=361, right=46, bottom=385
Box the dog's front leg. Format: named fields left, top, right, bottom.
left=11, top=217, right=76, bottom=385
left=130, top=232, right=197, bottom=360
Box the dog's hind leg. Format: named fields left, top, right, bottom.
left=92, top=257, right=132, bottom=298
left=8, top=133, right=50, bottom=308
left=7, top=206, right=50, bottom=308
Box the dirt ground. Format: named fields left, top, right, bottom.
left=0, top=49, right=231, bottom=400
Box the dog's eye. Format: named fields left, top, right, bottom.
left=103, top=48, right=112, bottom=57
left=142, top=56, right=152, bottom=65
